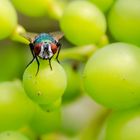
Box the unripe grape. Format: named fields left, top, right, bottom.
left=105, top=107, right=140, bottom=140
left=19, top=125, right=37, bottom=140
left=11, top=0, right=47, bottom=17
left=0, top=0, right=17, bottom=39
left=23, top=59, right=67, bottom=105
left=41, top=133, right=67, bottom=140
left=108, top=0, right=140, bottom=46
left=0, top=44, right=25, bottom=82
left=97, top=34, right=109, bottom=48
left=30, top=105, right=61, bottom=134
left=83, top=43, right=140, bottom=109
left=0, top=80, right=35, bottom=132
left=11, top=0, right=63, bottom=19
left=0, top=131, right=30, bottom=140
left=89, top=0, right=114, bottom=12
left=62, top=63, right=81, bottom=103
left=60, top=1, right=106, bottom=45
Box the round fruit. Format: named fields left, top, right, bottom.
left=0, top=0, right=17, bottom=39
left=0, top=131, right=30, bottom=140
left=45, top=0, right=65, bottom=20
left=108, top=0, right=140, bottom=46
left=62, top=63, right=81, bottom=103
left=11, top=0, right=47, bottom=17
left=0, top=80, right=34, bottom=132
left=19, top=125, right=37, bottom=140
left=89, top=0, right=114, bottom=12
left=83, top=43, right=140, bottom=109
left=30, top=105, right=61, bottom=134
left=23, top=59, right=67, bottom=104
left=60, top=1, right=106, bottom=45
left=0, top=44, right=26, bottom=82
left=11, top=0, right=63, bottom=19
left=105, top=107, right=140, bottom=140
left=97, top=34, right=109, bottom=48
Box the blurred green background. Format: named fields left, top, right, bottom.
left=0, top=0, right=140, bottom=140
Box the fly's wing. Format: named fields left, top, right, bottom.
left=49, top=31, right=64, bottom=41
left=20, top=32, right=38, bottom=43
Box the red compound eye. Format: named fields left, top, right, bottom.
left=34, top=43, right=42, bottom=55
left=51, top=43, right=58, bottom=54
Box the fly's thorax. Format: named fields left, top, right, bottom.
left=34, top=33, right=55, bottom=44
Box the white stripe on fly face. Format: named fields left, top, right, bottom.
left=39, top=44, right=53, bottom=59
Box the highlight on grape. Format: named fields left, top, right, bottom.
left=0, top=0, right=140, bottom=140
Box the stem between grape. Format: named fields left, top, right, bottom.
left=10, top=24, right=30, bottom=45
left=79, top=108, right=110, bottom=140
left=59, top=45, right=97, bottom=61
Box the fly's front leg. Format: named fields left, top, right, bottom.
left=29, top=43, right=40, bottom=76
left=26, top=43, right=35, bottom=69
left=48, top=57, right=53, bottom=70
left=26, top=43, right=40, bottom=76
left=55, top=42, right=61, bottom=64
left=35, top=56, right=40, bottom=76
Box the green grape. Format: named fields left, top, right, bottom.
left=0, top=80, right=35, bottom=131
left=11, top=0, right=64, bottom=19
left=23, top=59, right=67, bottom=104
left=62, top=63, right=81, bottom=103
left=19, top=125, right=37, bottom=140
left=60, top=1, right=106, bottom=45
left=108, top=0, right=140, bottom=46
left=83, top=43, right=140, bottom=109
left=89, top=0, right=114, bottom=12
left=97, top=34, right=109, bottom=48
left=41, top=133, right=67, bottom=140
left=45, top=0, right=66, bottom=20
left=0, top=44, right=26, bottom=82
left=29, top=105, right=61, bottom=134
left=39, top=97, right=62, bottom=112
left=105, top=107, right=140, bottom=140
left=0, top=0, right=17, bottom=39
left=0, top=131, right=30, bottom=140
left=11, top=0, right=47, bottom=17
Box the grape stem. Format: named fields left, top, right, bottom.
left=10, top=25, right=30, bottom=45
left=79, top=108, right=111, bottom=140
left=59, top=45, right=97, bottom=61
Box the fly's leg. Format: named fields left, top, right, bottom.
left=55, top=42, right=61, bottom=64
left=26, top=43, right=40, bottom=76
left=48, top=57, right=53, bottom=70
left=35, top=56, right=40, bottom=76
left=26, top=43, right=35, bottom=69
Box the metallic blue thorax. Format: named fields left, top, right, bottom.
left=34, top=33, right=55, bottom=44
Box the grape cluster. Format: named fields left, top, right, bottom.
left=0, top=0, right=140, bottom=139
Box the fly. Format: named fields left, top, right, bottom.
left=21, top=31, right=64, bottom=75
